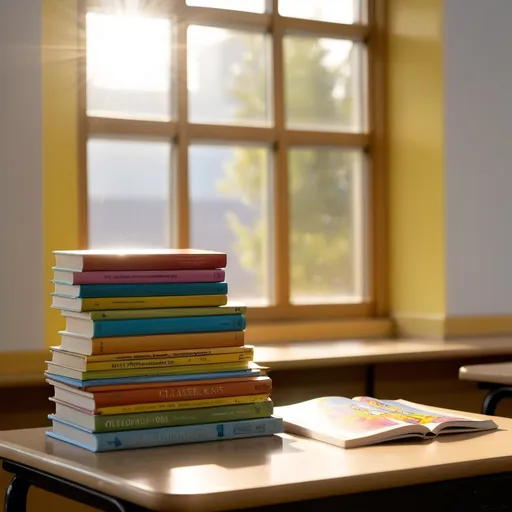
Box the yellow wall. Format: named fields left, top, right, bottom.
left=387, top=0, right=446, bottom=319
left=42, top=0, right=80, bottom=347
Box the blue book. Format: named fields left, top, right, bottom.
left=64, top=314, right=246, bottom=338
left=47, top=416, right=283, bottom=452
left=52, top=281, right=228, bottom=298
left=45, top=368, right=264, bottom=389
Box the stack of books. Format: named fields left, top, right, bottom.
left=45, top=249, right=283, bottom=452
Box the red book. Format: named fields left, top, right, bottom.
left=53, top=249, right=227, bottom=272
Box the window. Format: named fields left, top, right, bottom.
left=80, top=0, right=385, bottom=324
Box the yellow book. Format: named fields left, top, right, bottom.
left=50, top=345, right=253, bottom=364
left=50, top=350, right=254, bottom=372
left=51, top=294, right=228, bottom=312
left=46, top=361, right=256, bottom=381
left=95, top=393, right=270, bottom=415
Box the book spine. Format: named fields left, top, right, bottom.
left=93, top=314, right=246, bottom=338
left=86, top=304, right=247, bottom=320
left=93, top=377, right=272, bottom=408
left=84, top=345, right=252, bottom=362
left=71, top=269, right=226, bottom=285
left=77, top=282, right=228, bottom=299
left=89, top=330, right=245, bottom=355
left=97, top=393, right=270, bottom=415
left=94, top=401, right=273, bottom=432
left=81, top=294, right=228, bottom=311
left=82, top=253, right=227, bottom=271
left=94, top=417, right=282, bottom=451
left=82, top=361, right=250, bottom=381
left=86, top=351, right=253, bottom=371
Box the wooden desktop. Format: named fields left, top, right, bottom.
left=1, top=408, right=512, bottom=511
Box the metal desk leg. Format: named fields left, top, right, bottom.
left=482, top=386, right=512, bottom=415
left=2, top=460, right=146, bottom=512
left=4, top=475, right=30, bottom=512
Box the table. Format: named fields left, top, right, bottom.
left=2, top=415, right=512, bottom=512
left=459, top=362, right=512, bottom=414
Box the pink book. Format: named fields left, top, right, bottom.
left=52, top=268, right=226, bottom=285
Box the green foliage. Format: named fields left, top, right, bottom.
left=217, top=34, right=357, bottom=298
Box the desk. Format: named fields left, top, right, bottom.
left=1, top=415, right=512, bottom=512
left=460, top=362, right=512, bottom=414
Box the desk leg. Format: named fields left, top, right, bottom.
left=4, top=475, right=29, bottom=512
left=1, top=460, right=146, bottom=512
left=482, top=386, right=512, bottom=415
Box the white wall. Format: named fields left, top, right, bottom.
left=0, top=1, right=44, bottom=351
left=444, top=0, right=512, bottom=316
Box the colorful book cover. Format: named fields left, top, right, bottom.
left=63, top=314, right=246, bottom=338
left=53, top=281, right=228, bottom=299
left=46, top=361, right=254, bottom=381
left=60, top=303, right=247, bottom=320
left=52, top=398, right=274, bottom=433
left=53, top=249, right=227, bottom=272
left=53, top=268, right=226, bottom=285
left=47, top=416, right=283, bottom=452
left=45, top=367, right=267, bottom=389
left=51, top=294, right=228, bottom=312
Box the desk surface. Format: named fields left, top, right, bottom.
left=460, top=362, right=512, bottom=385
left=1, top=413, right=512, bottom=512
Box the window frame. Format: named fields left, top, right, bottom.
left=77, top=0, right=387, bottom=327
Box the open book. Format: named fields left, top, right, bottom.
left=274, top=397, right=498, bottom=449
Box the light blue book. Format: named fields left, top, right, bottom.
left=45, top=368, right=264, bottom=389
left=47, top=416, right=283, bottom=452
left=52, top=281, right=228, bottom=298
left=65, top=314, right=246, bottom=338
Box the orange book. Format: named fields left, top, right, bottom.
left=60, top=330, right=245, bottom=356
left=48, top=376, right=273, bottom=411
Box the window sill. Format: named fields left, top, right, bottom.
left=3, top=337, right=512, bottom=388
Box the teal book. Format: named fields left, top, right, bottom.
left=47, top=416, right=283, bottom=452
left=52, top=281, right=228, bottom=298
left=65, top=314, right=246, bottom=338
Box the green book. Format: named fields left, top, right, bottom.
left=60, top=303, right=247, bottom=321
left=52, top=399, right=274, bottom=433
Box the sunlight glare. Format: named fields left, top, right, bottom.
left=86, top=12, right=170, bottom=91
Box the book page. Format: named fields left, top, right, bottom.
left=276, top=397, right=427, bottom=443
left=353, top=397, right=493, bottom=432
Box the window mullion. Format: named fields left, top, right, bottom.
left=271, top=0, right=290, bottom=307
left=174, top=4, right=190, bottom=249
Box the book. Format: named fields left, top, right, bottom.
left=60, top=303, right=247, bottom=321
left=50, top=348, right=253, bottom=372
left=62, top=313, right=246, bottom=338
left=47, top=415, right=283, bottom=452
left=53, top=249, right=227, bottom=272
left=274, top=397, right=499, bottom=449
left=46, top=361, right=256, bottom=381
left=51, top=294, right=228, bottom=312
left=47, top=376, right=273, bottom=410
left=51, top=398, right=274, bottom=432
left=53, top=268, right=226, bottom=285
left=52, top=393, right=271, bottom=416
left=59, top=330, right=245, bottom=356
left=52, top=281, right=228, bottom=299
left=46, top=367, right=267, bottom=389
left=51, top=344, right=253, bottom=366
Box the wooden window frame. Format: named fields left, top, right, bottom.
left=77, top=0, right=387, bottom=332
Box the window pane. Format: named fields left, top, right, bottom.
left=86, top=13, right=171, bottom=121
left=189, top=145, right=270, bottom=305
left=186, top=0, right=265, bottom=13
left=279, top=0, right=365, bottom=24
left=284, top=37, right=366, bottom=132
left=188, top=26, right=270, bottom=126
left=87, top=139, right=171, bottom=249
left=288, top=149, right=367, bottom=304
